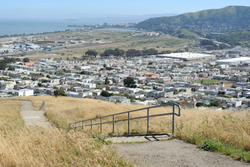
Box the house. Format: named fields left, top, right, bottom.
left=227, top=99, right=242, bottom=108
left=92, top=90, right=102, bottom=96
left=108, top=96, right=130, bottom=104
left=15, top=89, right=34, bottom=96
left=129, top=94, right=144, bottom=99
left=142, top=72, right=159, bottom=79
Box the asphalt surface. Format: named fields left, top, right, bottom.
left=114, top=139, right=250, bottom=167
left=20, top=101, right=53, bottom=128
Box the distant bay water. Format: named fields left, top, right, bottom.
left=0, top=19, right=125, bottom=36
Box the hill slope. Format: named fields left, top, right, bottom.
left=136, top=6, right=250, bottom=33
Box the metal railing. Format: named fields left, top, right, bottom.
left=69, top=102, right=181, bottom=136
left=38, top=101, right=45, bottom=111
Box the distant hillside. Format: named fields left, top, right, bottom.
left=136, top=6, right=250, bottom=33
left=172, top=29, right=201, bottom=39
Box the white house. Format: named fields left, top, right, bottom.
left=15, top=89, right=34, bottom=96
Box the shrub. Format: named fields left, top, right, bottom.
left=196, top=102, right=204, bottom=107
left=54, top=89, right=67, bottom=97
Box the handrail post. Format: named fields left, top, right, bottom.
left=113, top=115, right=115, bottom=135
left=69, top=123, right=71, bottom=130
left=128, top=112, right=130, bottom=135
left=91, top=120, right=92, bottom=133
left=147, top=108, right=149, bottom=134
left=100, top=118, right=102, bottom=134
left=82, top=121, right=84, bottom=130
left=172, top=105, right=175, bottom=136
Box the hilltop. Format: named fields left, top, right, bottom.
left=136, top=6, right=250, bottom=33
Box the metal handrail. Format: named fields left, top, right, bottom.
left=38, top=101, right=45, bottom=111
left=69, top=102, right=181, bottom=136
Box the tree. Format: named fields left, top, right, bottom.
left=38, top=83, right=43, bottom=87
left=0, top=61, right=6, bottom=70
left=46, top=75, right=51, bottom=78
left=23, top=58, right=30, bottom=63
left=106, top=67, right=113, bottom=70
left=174, top=90, right=179, bottom=95
left=105, top=77, right=109, bottom=85
left=8, top=66, right=15, bottom=71
left=54, top=89, right=67, bottom=97
left=103, top=64, right=107, bottom=68
left=85, top=50, right=98, bottom=57
left=210, top=101, right=219, bottom=107
left=101, top=48, right=125, bottom=57
left=124, top=93, right=129, bottom=98
left=101, top=90, right=113, bottom=97
left=15, top=58, right=21, bottom=61
left=123, top=77, right=137, bottom=88
left=126, top=49, right=142, bottom=57
left=196, top=102, right=204, bottom=107
left=142, top=48, right=158, bottom=55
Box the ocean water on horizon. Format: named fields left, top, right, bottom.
left=0, top=19, right=104, bottom=36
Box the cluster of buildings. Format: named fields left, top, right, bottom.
left=0, top=43, right=41, bottom=54
left=1, top=49, right=250, bottom=110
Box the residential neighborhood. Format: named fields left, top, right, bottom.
left=1, top=47, right=250, bottom=111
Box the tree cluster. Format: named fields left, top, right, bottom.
left=100, top=48, right=125, bottom=57
left=85, top=48, right=159, bottom=58
left=23, top=58, right=30, bottom=63
left=100, top=90, right=113, bottom=97
left=54, top=89, right=67, bottom=97
left=123, top=77, right=137, bottom=88
left=85, top=50, right=98, bottom=57
left=0, top=58, right=21, bottom=70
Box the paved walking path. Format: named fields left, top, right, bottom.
left=114, top=139, right=250, bottom=167
left=20, top=101, right=53, bottom=128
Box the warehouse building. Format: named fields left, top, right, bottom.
left=156, top=52, right=215, bottom=60
left=215, top=57, right=250, bottom=65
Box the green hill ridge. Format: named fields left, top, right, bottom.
left=136, top=6, right=250, bottom=33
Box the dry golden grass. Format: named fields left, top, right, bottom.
left=0, top=98, right=132, bottom=166
left=10, top=96, right=250, bottom=161
left=15, top=96, right=250, bottom=154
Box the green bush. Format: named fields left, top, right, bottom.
left=200, top=140, right=217, bottom=151
left=196, top=102, right=204, bottom=107
left=54, top=89, right=67, bottom=97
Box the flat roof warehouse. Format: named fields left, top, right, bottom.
left=156, top=52, right=216, bottom=60
left=215, top=57, right=250, bottom=65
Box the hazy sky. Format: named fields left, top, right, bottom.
left=1, top=0, right=250, bottom=18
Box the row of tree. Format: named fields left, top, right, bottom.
left=0, top=57, right=30, bottom=70
left=85, top=48, right=159, bottom=57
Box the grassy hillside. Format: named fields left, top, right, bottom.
left=0, top=98, right=131, bottom=166
left=173, top=29, right=199, bottom=39
left=16, top=96, right=250, bottom=162
left=136, top=6, right=250, bottom=33
left=3, top=96, right=250, bottom=164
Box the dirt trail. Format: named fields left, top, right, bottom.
left=20, top=101, right=53, bottom=128
left=114, top=139, right=250, bottom=167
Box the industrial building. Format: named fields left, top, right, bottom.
left=156, top=52, right=215, bottom=60
left=215, top=57, right=250, bottom=65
